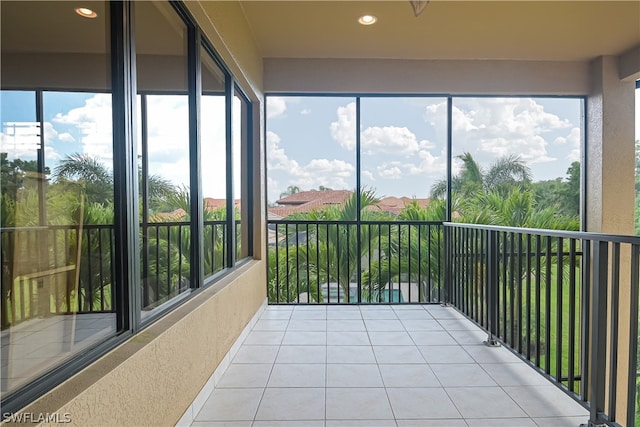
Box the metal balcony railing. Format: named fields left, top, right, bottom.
left=0, top=220, right=239, bottom=325
left=1, top=224, right=116, bottom=327
left=267, top=218, right=640, bottom=427
left=268, top=220, right=444, bottom=304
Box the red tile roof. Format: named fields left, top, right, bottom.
left=276, top=190, right=352, bottom=206
left=271, top=190, right=353, bottom=216
left=368, top=196, right=431, bottom=215
left=268, top=191, right=430, bottom=218
left=204, top=198, right=240, bottom=211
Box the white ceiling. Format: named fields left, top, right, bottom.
left=234, top=1, right=640, bottom=61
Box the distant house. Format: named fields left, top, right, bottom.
left=150, top=198, right=240, bottom=221
left=267, top=190, right=429, bottom=219
left=268, top=190, right=353, bottom=217
left=204, top=198, right=241, bottom=213
left=366, top=196, right=430, bottom=215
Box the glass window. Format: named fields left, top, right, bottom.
left=266, top=96, right=357, bottom=219
left=201, top=47, right=227, bottom=277
left=360, top=97, right=447, bottom=220
left=233, top=91, right=251, bottom=262
left=450, top=97, right=583, bottom=230
left=135, top=1, right=191, bottom=313
left=1, top=1, right=116, bottom=399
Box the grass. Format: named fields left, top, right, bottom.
left=482, top=259, right=583, bottom=393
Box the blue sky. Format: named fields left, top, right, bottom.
left=266, top=95, right=588, bottom=203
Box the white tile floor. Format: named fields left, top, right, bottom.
left=187, top=304, right=588, bottom=427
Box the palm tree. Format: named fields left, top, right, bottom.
left=362, top=199, right=448, bottom=303
left=279, top=185, right=301, bottom=199
left=431, top=152, right=531, bottom=200
left=54, top=153, right=177, bottom=214
left=269, top=189, right=387, bottom=303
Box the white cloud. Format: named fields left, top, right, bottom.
left=300, top=109, right=311, bottom=115
left=267, top=130, right=355, bottom=200
left=267, top=97, right=287, bottom=119
left=377, top=164, right=403, bottom=179
left=564, top=127, right=581, bottom=162
left=362, top=170, right=375, bottom=181
left=362, top=126, right=421, bottom=156
left=330, top=102, right=356, bottom=150
left=372, top=146, right=447, bottom=183
left=267, top=131, right=296, bottom=171
left=428, top=98, right=572, bottom=165
left=58, top=132, right=75, bottom=143
left=43, top=122, right=59, bottom=141
left=331, top=102, right=434, bottom=157
left=405, top=148, right=447, bottom=177
left=53, top=93, right=113, bottom=163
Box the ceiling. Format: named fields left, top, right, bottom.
left=1, top=1, right=637, bottom=63
left=236, top=1, right=640, bottom=61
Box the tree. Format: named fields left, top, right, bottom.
left=531, top=162, right=580, bottom=217
left=1, top=153, right=50, bottom=197
left=431, top=152, right=531, bottom=200
left=1, top=153, right=51, bottom=227
left=279, top=185, right=301, bottom=199
left=362, top=199, right=448, bottom=303
left=270, top=189, right=386, bottom=302
left=53, top=153, right=113, bottom=205
left=53, top=153, right=178, bottom=213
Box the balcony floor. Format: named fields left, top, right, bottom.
left=188, top=304, right=588, bottom=427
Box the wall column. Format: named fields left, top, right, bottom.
left=586, top=55, right=635, bottom=235
left=586, top=55, right=636, bottom=424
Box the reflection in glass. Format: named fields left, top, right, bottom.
left=0, top=1, right=116, bottom=399
left=135, top=1, right=191, bottom=312
left=201, top=46, right=227, bottom=277
left=233, top=93, right=250, bottom=262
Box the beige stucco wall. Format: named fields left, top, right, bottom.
left=264, top=58, right=590, bottom=95
left=8, top=261, right=266, bottom=427
left=186, top=1, right=263, bottom=102
left=586, top=56, right=636, bottom=236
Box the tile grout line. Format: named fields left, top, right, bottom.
left=251, top=305, right=291, bottom=426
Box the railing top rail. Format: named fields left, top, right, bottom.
left=145, top=221, right=191, bottom=227
left=444, top=221, right=640, bottom=245
left=1, top=220, right=227, bottom=233
left=267, top=219, right=444, bottom=226
left=0, top=224, right=114, bottom=232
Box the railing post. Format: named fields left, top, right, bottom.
left=626, top=245, right=640, bottom=427
left=443, top=224, right=451, bottom=305
left=588, top=240, right=608, bottom=426
left=486, top=229, right=499, bottom=347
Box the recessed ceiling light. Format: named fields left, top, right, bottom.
left=75, top=7, right=98, bottom=18
left=358, top=15, right=377, bottom=25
